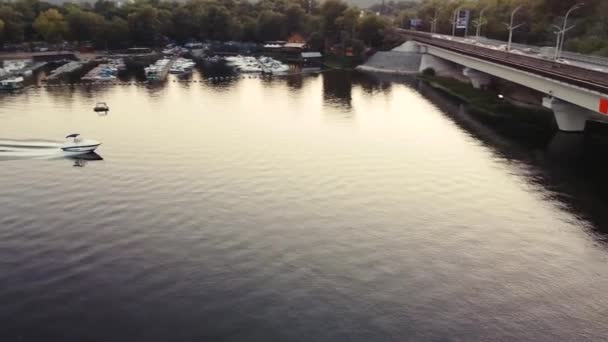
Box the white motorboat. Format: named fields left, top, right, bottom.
left=0, top=76, right=25, bottom=90
left=237, top=62, right=263, bottom=73
left=169, top=58, right=195, bottom=74
left=94, top=102, right=109, bottom=112
left=61, top=134, right=101, bottom=153
left=268, top=62, right=290, bottom=74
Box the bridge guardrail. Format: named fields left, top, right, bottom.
left=398, top=30, right=608, bottom=94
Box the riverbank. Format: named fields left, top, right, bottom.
left=418, top=75, right=555, bottom=132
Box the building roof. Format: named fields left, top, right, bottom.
left=284, top=43, right=307, bottom=49
left=301, top=52, right=322, bottom=58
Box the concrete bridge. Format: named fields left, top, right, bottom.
left=397, top=30, right=608, bottom=132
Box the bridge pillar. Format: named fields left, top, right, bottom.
left=419, top=54, right=455, bottom=77
left=543, top=97, right=602, bottom=132
left=462, top=68, right=491, bottom=89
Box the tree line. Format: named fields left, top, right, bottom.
left=0, top=0, right=391, bottom=51
left=2, top=0, right=605, bottom=56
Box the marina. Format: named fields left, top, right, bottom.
left=46, top=61, right=88, bottom=81
left=224, top=55, right=291, bottom=74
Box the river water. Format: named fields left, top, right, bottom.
left=1, top=70, right=608, bottom=341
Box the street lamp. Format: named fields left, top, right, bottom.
left=505, top=5, right=524, bottom=51
left=430, top=9, right=440, bottom=34
left=552, top=25, right=562, bottom=60
left=475, top=6, right=490, bottom=39
left=557, top=3, right=584, bottom=59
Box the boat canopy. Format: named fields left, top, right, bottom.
left=66, top=133, right=80, bottom=138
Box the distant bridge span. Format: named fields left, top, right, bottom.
left=398, top=29, right=608, bottom=132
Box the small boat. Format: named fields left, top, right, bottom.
left=61, top=134, right=101, bottom=153
left=0, top=77, right=25, bottom=91
left=94, top=102, right=109, bottom=112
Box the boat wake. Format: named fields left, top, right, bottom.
left=0, top=139, right=100, bottom=161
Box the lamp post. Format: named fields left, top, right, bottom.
left=557, top=3, right=584, bottom=59
left=505, top=5, right=524, bottom=52
left=430, top=9, right=440, bottom=34
left=475, top=6, right=490, bottom=39
left=452, top=6, right=462, bottom=37
left=552, top=25, right=562, bottom=60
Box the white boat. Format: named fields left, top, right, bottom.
left=267, top=62, right=290, bottom=74
left=94, top=102, right=109, bottom=112
left=94, top=74, right=116, bottom=81
left=61, top=134, right=101, bottom=153
left=169, top=58, right=195, bottom=74
left=145, top=58, right=171, bottom=81
left=0, top=76, right=25, bottom=90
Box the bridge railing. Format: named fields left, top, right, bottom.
left=398, top=29, right=608, bottom=94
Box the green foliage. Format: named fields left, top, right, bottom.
left=66, top=9, right=105, bottom=43
left=33, top=8, right=67, bottom=43
left=358, top=14, right=388, bottom=47
left=0, top=5, right=25, bottom=43
left=320, top=0, right=349, bottom=38
left=422, top=67, right=435, bottom=76
left=103, top=17, right=129, bottom=49
left=256, top=10, right=286, bottom=41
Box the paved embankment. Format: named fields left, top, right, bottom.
left=356, top=51, right=422, bottom=74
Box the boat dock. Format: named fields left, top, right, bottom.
left=81, top=62, right=122, bottom=82
left=145, top=58, right=174, bottom=82
left=47, top=61, right=87, bottom=81
left=82, top=64, right=108, bottom=81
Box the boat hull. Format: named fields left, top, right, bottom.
left=61, top=144, right=100, bottom=153
left=61, top=139, right=101, bottom=153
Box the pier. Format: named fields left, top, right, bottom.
left=145, top=58, right=174, bottom=82
left=46, top=61, right=88, bottom=81
left=82, top=64, right=114, bottom=82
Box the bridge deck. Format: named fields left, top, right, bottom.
left=398, top=30, right=608, bottom=95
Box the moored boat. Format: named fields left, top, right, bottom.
left=0, top=77, right=25, bottom=91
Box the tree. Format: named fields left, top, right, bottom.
left=319, top=0, right=347, bottom=39
left=240, top=16, right=257, bottom=41
left=336, top=7, right=360, bottom=38
left=0, top=5, right=25, bottom=43
left=127, top=5, right=164, bottom=46
left=285, top=4, right=306, bottom=34
left=307, top=31, right=323, bottom=51
left=200, top=5, right=234, bottom=41
left=94, top=0, right=118, bottom=19
left=358, top=14, right=388, bottom=47
left=102, top=16, right=129, bottom=49
left=67, top=9, right=105, bottom=43
left=256, top=10, right=286, bottom=41
left=0, top=19, right=4, bottom=39
left=33, top=9, right=68, bottom=43
left=171, top=5, right=200, bottom=43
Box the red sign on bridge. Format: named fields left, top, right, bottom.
left=600, top=98, right=608, bottom=115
